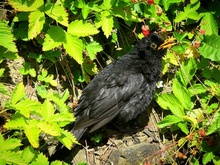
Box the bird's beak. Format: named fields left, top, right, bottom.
left=158, top=38, right=176, bottom=50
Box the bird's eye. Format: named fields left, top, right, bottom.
left=151, top=43, right=157, bottom=49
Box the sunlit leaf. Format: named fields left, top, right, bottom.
left=0, top=21, right=17, bottom=52
left=157, top=115, right=182, bottom=128
left=9, top=0, right=44, bottom=12
left=68, top=20, right=99, bottom=37
left=28, top=10, right=45, bottom=39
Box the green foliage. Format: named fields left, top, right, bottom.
left=0, top=0, right=220, bottom=164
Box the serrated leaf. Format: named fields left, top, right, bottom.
left=199, top=35, right=220, bottom=61
left=0, top=21, right=17, bottom=52
left=28, top=10, right=45, bottom=39
left=57, top=130, right=78, bottom=149
left=9, top=0, right=44, bottom=12
left=175, top=2, right=200, bottom=22
left=162, top=0, right=183, bottom=11
left=31, top=153, right=48, bottom=165
left=0, top=135, right=22, bottom=152
left=41, top=100, right=55, bottom=121
left=200, top=13, right=218, bottom=36
left=63, top=34, right=83, bottom=64
left=4, top=117, right=27, bottom=129
left=45, top=3, right=68, bottom=27
left=21, top=146, right=36, bottom=164
left=102, top=0, right=115, bottom=10
left=43, top=26, right=66, bottom=51
left=86, top=41, right=103, bottom=60
left=11, top=82, right=25, bottom=105
left=37, top=121, right=61, bottom=136
left=61, top=89, right=69, bottom=102
left=0, top=151, right=26, bottom=165
left=68, top=20, right=99, bottom=37
left=157, top=115, right=182, bottom=128
left=156, top=93, right=185, bottom=117
left=13, top=99, right=41, bottom=118
left=100, top=11, right=113, bottom=38
left=51, top=95, right=70, bottom=113
left=172, top=79, right=193, bottom=110
left=188, top=84, right=207, bottom=96
left=202, top=152, right=214, bottom=164
left=176, top=57, right=197, bottom=86
left=207, top=113, right=220, bottom=135
left=24, top=121, right=40, bottom=148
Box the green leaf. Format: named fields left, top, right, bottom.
left=199, top=35, right=220, bottom=61
left=86, top=42, right=103, bottom=60
left=57, top=129, right=78, bottom=150
left=202, top=152, right=214, bottom=165
left=157, top=115, right=182, bottom=128
left=11, top=82, right=25, bottom=105
left=9, top=0, right=44, bottom=12
left=175, top=2, right=200, bottom=22
left=200, top=13, right=218, bottom=36
left=156, top=93, right=185, bottom=117
left=0, top=134, right=22, bottom=152
left=37, top=121, right=61, bottom=136
left=21, top=147, right=36, bottom=164
left=0, top=83, right=10, bottom=96
left=24, top=120, right=40, bottom=148
left=68, top=20, right=99, bottom=37
left=63, top=34, right=83, bottom=64
left=172, top=79, right=193, bottom=110
left=100, top=11, right=114, bottom=38
left=31, top=153, right=48, bottom=165
left=102, top=0, right=116, bottom=10
left=0, top=151, right=26, bottom=165
left=43, top=26, right=66, bottom=51
left=41, top=100, right=55, bottom=121
left=20, top=62, right=36, bottom=77
left=0, top=21, right=17, bottom=52
left=81, top=4, right=90, bottom=19
left=162, top=0, right=184, bottom=11
left=177, top=122, right=189, bottom=134
left=28, top=10, right=45, bottom=39
left=207, top=111, right=220, bottom=135
left=188, top=84, right=207, bottom=96
left=4, top=117, right=27, bottom=129
left=176, top=57, right=197, bottom=86
left=44, top=2, right=69, bottom=27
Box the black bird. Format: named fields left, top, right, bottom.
left=51, top=33, right=173, bottom=161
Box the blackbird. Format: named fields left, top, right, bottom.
left=51, top=33, right=173, bottom=161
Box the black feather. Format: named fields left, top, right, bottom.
left=50, top=33, right=167, bottom=161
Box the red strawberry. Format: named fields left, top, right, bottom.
left=200, top=29, right=206, bottom=35
left=147, top=0, right=154, bottom=4
left=199, top=129, right=206, bottom=137
left=194, top=41, right=200, bottom=48
left=142, top=25, right=150, bottom=37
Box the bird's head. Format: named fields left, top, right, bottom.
left=135, top=33, right=175, bottom=60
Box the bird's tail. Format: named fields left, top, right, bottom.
left=49, top=127, right=87, bottom=162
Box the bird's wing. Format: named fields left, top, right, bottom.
left=74, top=72, right=145, bottom=132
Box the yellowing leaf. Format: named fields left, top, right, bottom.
left=63, top=34, right=83, bottom=64
left=184, top=45, right=200, bottom=58
left=182, top=115, right=198, bottom=128
left=28, top=10, right=45, bottom=39
left=9, top=0, right=44, bottom=12
left=41, top=100, right=55, bottom=121
left=68, top=20, right=99, bottom=37
left=45, top=3, right=69, bottom=27
left=0, top=21, right=17, bottom=52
